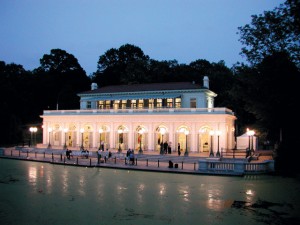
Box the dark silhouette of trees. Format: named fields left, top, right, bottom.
left=238, top=0, right=300, bottom=66
left=34, top=49, right=91, bottom=110
left=92, top=44, right=150, bottom=85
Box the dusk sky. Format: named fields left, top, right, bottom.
left=0, top=0, right=284, bottom=75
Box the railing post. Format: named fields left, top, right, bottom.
left=60, top=154, right=62, bottom=161
left=158, top=159, right=160, bottom=167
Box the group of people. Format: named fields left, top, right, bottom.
left=126, top=149, right=135, bottom=165
left=160, top=141, right=172, bottom=154
left=97, top=148, right=112, bottom=164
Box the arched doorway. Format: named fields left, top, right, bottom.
left=116, top=125, right=128, bottom=151
left=176, top=126, right=190, bottom=156
left=66, top=124, right=77, bottom=148
left=198, top=126, right=212, bottom=153
left=155, top=126, right=168, bottom=153
left=80, top=124, right=93, bottom=149
left=135, top=125, right=147, bottom=153
left=98, top=125, right=110, bottom=150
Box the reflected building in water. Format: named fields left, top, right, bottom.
left=40, top=76, right=236, bottom=155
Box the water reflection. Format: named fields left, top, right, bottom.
left=28, top=166, right=37, bottom=185
left=1, top=159, right=299, bottom=225
left=178, top=185, right=190, bottom=202
left=159, top=183, right=166, bottom=196
left=61, top=169, right=69, bottom=194
left=245, top=189, right=255, bottom=202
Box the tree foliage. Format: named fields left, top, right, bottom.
left=238, top=0, right=300, bottom=66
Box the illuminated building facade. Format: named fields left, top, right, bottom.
left=41, top=76, right=236, bottom=155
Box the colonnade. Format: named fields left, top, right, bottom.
left=42, top=121, right=235, bottom=155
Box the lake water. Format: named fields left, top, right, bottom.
left=0, top=158, right=300, bottom=225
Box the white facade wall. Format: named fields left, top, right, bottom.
left=41, top=111, right=236, bottom=155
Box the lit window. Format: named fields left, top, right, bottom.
left=98, top=100, right=104, bottom=109
left=105, top=100, right=111, bottom=109
left=175, top=98, right=181, bottom=108
left=131, top=100, right=137, bottom=109
left=114, top=100, right=120, bottom=109
left=138, top=99, right=144, bottom=109
left=157, top=99, right=162, bottom=108
left=121, top=100, right=127, bottom=109
left=149, top=99, right=154, bottom=109
left=167, top=98, right=173, bottom=108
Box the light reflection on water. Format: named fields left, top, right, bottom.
left=1, top=159, right=300, bottom=225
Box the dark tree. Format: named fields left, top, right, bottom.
left=93, top=44, right=150, bottom=85
left=238, top=0, right=300, bottom=66
left=35, top=48, right=90, bottom=110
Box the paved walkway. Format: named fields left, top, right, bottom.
left=0, top=147, right=274, bottom=176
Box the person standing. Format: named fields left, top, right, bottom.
left=97, top=149, right=102, bottom=164
left=177, top=143, right=181, bottom=156
left=100, top=141, right=104, bottom=151
left=164, top=141, right=168, bottom=154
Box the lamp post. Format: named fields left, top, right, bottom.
left=99, top=128, right=103, bottom=150
left=216, top=130, right=221, bottom=157
left=47, top=128, right=52, bottom=149
left=159, top=128, right=166, bottom=155
left=138, top=128, right=144, bottom=154
left=247, top=129, right=255, bottom=154
left=209, top=130, right=214, bottom=157
left=63, top=128, right=68, bottom=149
left=118, top=129, right=123, bottom=153
left=29, top=127, right=34, bottom=147
left=184, top=130, right=189, bottom=156
left=33, top=127, right=37, bottom=146
left=80, top=128, right=84, bottom=150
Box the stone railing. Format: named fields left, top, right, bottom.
left=43, top=107, right=234, bottom=116
left=198, top=158, right=275, bottom=175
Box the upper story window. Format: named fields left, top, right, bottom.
left=98, top=100, right=111, bottom=109
left=167, top=98, right=173, bottom=108
left=121, top=100, right=127, bottom=109
left=175, top=98, right=181, bottom=108
left=190, top=98, right=196, bottom=108
left=86, top=101, right=91, bottom=109
left=98, top=100, right=104, bottom=109
left=138, top=99, right=144, bottom=109
left=149, top=99, right=154, bottom=109
left=131, top=100, right=137, bottom=109
left=157, top=99, right=162, bottom=108
left=114, top=100, right=120, bottom=109
left=105, top=100, right=111, bottom=109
